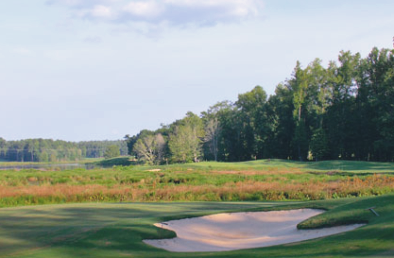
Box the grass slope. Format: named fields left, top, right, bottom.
left=0, top=194, right=393, bottom=258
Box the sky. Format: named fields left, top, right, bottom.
left=1, top=0, right=393, bottom=142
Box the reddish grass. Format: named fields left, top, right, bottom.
left=0, top=175, right=393, bottom=206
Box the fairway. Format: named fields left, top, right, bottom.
left=0, top=195, right=393, bottom=258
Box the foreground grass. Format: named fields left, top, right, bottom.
left=0, top=195, right=393, bottom=258
left=0, top=160, right=394, bottom=207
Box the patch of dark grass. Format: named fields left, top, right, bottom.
left=95, top=157, right=135, bottom=167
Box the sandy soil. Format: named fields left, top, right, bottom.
left=144, top=209, right=364, bottom=252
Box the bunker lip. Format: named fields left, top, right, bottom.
left=144, top=209, right=365, bottom=252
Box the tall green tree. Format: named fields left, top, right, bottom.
left=236, top=86, right=269, bottom=160
left=168, top=112, right=204, bottom=163
left=104, top=145, right=120, bottom=159
left=325, top=51, right=360, bottom=160
left=265, top=84, right=295, bottom=159
left=202, top=101, right=240, bottom=161
left=357, top=48, right=394, bottom=161
left=288, top=62, right=310, bottom=160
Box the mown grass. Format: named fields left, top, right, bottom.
left=0, top=160, right=393, bottom=207
left=0, top=194, right=393, bottom=258
left=178, top=159, right=394, bottom=173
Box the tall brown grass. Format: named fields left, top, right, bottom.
left=1, top=175, right=393, bottom=207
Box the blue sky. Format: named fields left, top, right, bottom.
left=1, top=0, right=393, bottom=141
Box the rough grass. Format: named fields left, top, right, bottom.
left=0, top=195, right=393, bottom=258
left=0, top=160, right=394, bottom=207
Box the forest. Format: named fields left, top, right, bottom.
left=0, top=138, right=128, bottom=162
left=1, top=47, right=393, bottom=164
left=126, top=47, right=394, bottom=163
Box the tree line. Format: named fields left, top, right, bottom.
left=0, top=138, right=128, bottom=162
left=126, top=47, right=394, bottom=163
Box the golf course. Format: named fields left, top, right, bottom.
left=2, top=0, right=393, bottom=257
left=0, top=159, right=393, bottom=257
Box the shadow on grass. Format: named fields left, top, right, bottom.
left=95, top=157, right=135, bottom=167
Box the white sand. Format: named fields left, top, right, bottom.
left=143, top=209, right=364, bottom=252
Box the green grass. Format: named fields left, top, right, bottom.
left=186, top=159, right=394, bottom=173
left=95, top=156, right=134, bottom=167
left=0, top=159, right=393, bottom=208
left=2, top=158, right=394, bottom=173
left=1, top=160, right=393, bottom=257
left=0, top=195, right=393, bottom=258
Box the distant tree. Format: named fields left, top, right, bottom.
left=288, top=62, right=310, bottom=161
left=104, top=145, right=120, bottom=159
left=124, top=134, right=138, bottom=156
left=155, top=133, right=166, bottom=163
left=0, top=138, right=7, bottom=160
left=169, top=112, right=204, bottom=163
left=133, top=136, right=156, bottom=164
left=133, top=133, right=166, bottom=165
left=236, top=85, right=269, bottom=160
left=265, top=84, right=295, bottom=159
left=204, top=118, right=221, bottom=161
left=205, top=100, right=241, bottom=161
left=325, top=51, right=360, bottom=160
left=169, top=125, right=201, bottom=163
left=310, top=128, right=329, bottom=161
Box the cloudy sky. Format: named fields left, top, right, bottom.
left=1, top=0, right=393, bottom=141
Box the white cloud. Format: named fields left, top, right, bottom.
left=91, top=5, right=113, bottom=18
left=164, top=0, right=260, bottom=17
left=160, top=0, right=262, bottom=25
left=48, top=0, right=263, bottom=29
left=46, top=0, right=118, bottom=8
left=123, top=1, right=163, bottom=18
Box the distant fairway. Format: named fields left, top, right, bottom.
left=175, top=159, right=394, bottom=173
left=0, top=195, right=393, bottom=258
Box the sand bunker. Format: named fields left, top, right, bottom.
left=144, top=209, right=364, bottom=252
